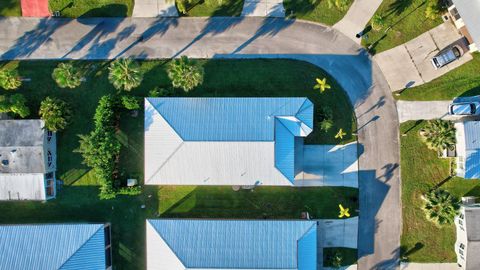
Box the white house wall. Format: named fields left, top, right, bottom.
left=0, top=173, right=46, bottom=200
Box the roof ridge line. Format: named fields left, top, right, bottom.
left=56, top=224, right=104, bottom=269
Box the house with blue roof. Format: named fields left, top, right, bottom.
left=144, top=97, right=314, bottom=186
left=146, top=219, right=317, bottom=270
left=0, top=223, right=112, bottom=270
left=455, top=121, right=480, bottom=179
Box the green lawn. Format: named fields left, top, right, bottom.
left=49, top=0, right=134, bottom=17
left=179, top=0, right=244, bottom=16
left=395, top=53, right=480, bottom=100
left=283, top=0, right=353, bottom=26
left=361, top=0, right=442, bottom=54
left=400, top=121, right=480, bottom=262
left=0, top=0, right=21, bottom=16
left=0, top=59, right=358, bottom=269
left=323, top=247, right=358, bottom=267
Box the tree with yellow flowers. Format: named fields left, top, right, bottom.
left=339, top=204, right=350, bottom=218
left=335, top=128, right=347, bottom=140
left=313, top=78, right=331, bottom=93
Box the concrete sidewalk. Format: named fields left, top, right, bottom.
left=375, top=22, right=472, bottom=91
left=333, top=0, right=384, bottom=43
left=400, top=263, right=458, bottom=270
left=132, top=0, right=178, bottom=17
left=396, top=101, right=451, bottom=122
left=318, top=217, right=358, bottom=269
left=241, top=0, right=285, bottom=17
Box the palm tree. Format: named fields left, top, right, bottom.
left=167, top=56, right=204, bottom=92
left=419, top=120, right=456, bottom=152
left=0, top=69, right=22, bottom=90
left=371, top=14, right=385, bottom=31
left=108, top=59, right=143, bottom=91
left=422, top=189, right=460, bottom=226
left=425, top=0, right=440, bottom=20
left=327, top=0, right=350, bottom=11
left=52, top=63, right=82, bottom=89
left=39, top=97, right=72, bottom=132
left=313, top=77, right=331, bottom=93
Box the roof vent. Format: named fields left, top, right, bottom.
left=1, top=160, right=9, bottom=166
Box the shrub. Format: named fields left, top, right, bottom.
left=0, top=94, right=30, bottom=118
left=108, top=59, right=143, bottom=91
left=422, top=189, right=460, bottom=226
left=327, top=0, right=350, bottom=11
left=425, top=0, right=440, bottom=20
left=149, top=87, right=175, bottom=97
left=121, top=95, right=140, bottom=110
left=39, top=97, right=72, bottom=132
left=371, top=14, right=385, bottom=31
left=52, top=63, right=82, bottom=89
left=167, top=56, right=204, bottom=92
left=419, top=120, right=456, bottom=152
left=0, top=69, right=22, bottom=90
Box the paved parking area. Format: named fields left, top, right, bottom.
left=375, top=22, right=473, bottom=91
left=132, top=0, right=178, bottom=17
left=295, top=143, right=358, bottom=188
left=241, top=0, right=285, bottom=17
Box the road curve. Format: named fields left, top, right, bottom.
left=0, top=17, right=401, bottom=269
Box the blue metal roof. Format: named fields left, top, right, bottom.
left=0, top=224, right=105, bottom=270
left=148, top=219, right=317, bottom=269
left=275, top=118, right=296, bottom=182
left=465, top=150, right=480, bottom=179
left=146, top=97, right=313, bottom=141
left=464, top=121, right=480, bottom=149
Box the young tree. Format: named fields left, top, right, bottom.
left=52, top=63, right=82, bottom=89
left=108, top=59, right=143, bottom=91
left=371, top=14, right=385, bottom=31
left=39, top=97, right=72, bottom=132
left=419, top=120, right=456, bottom=152
left=320, top=118, right=334, bottom=132
left=422, top=189, right=460, bottom=226
left=0, top=94, right=30, bottom=118
left=0, top=69, right=22, bottom=90
left=167, top=56, right=204, bottom=92
left=328, top=0, right=350, bottom=11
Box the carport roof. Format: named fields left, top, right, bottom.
left=452, top=0, right=480, bottom=48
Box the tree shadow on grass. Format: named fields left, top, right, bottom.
left=459, top=86, right=480, bottom=97
left=79, top=3, right=129, bottom=18
left=283, top=0, right=319, bottom=18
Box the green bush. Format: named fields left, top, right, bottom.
left=167, top=56, right=204, bottom=92
left=371, top=14, right=385, bottom=31
left=0, top=94, right=30, bottom=118
left=422, top=189, right=460, bottom=227
left=52, top=63, right=82, bottom=89
left=0, top=69, right=22, bottom=90
left=121, top=95, right=140, bottom=110
left=39, top=97, right=72, bottom=132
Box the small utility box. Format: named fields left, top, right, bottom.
left=127, top=179, right=138, bottom=187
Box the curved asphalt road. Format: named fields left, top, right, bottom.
left=0, top=17, right=401, bottom=270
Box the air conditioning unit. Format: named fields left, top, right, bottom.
left=462, top=196, right=476, bottom=205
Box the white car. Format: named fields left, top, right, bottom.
left=448, top=102, right=480, bottom=116
left=431, top=46, right=463, bottom=69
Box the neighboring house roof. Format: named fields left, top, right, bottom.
left=460, top=121, right=480, bottom=179
left=463, top=204, right=480, bottom=269
left=0, top=120, right=48, bottom=173
left=0, top=224, right=106, bottom=270
left=146, top=219, right=317, bottom=270
left=452, top=0, right=480, bottom=48
left=144, top=98, right=314, bottom=186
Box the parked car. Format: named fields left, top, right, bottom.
left=448, top=102, right=480, bottom=115
left=431, top=45, right=463, bottom=69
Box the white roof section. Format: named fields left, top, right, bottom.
left=0, top=173, right=46, bottom=200
left=144, top=100, right=294, bottom=186
left=452, top=0, right=480, bottom=48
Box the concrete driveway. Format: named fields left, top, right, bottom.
left=397, top=101, right=451, bottom=122
left=375, top=22, right=473, bottom=91
left=132, top=0, right=178, bottom=17
left=241, top=0, right=284, bottom=17
left=295, top=143, right=358, bottom=188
